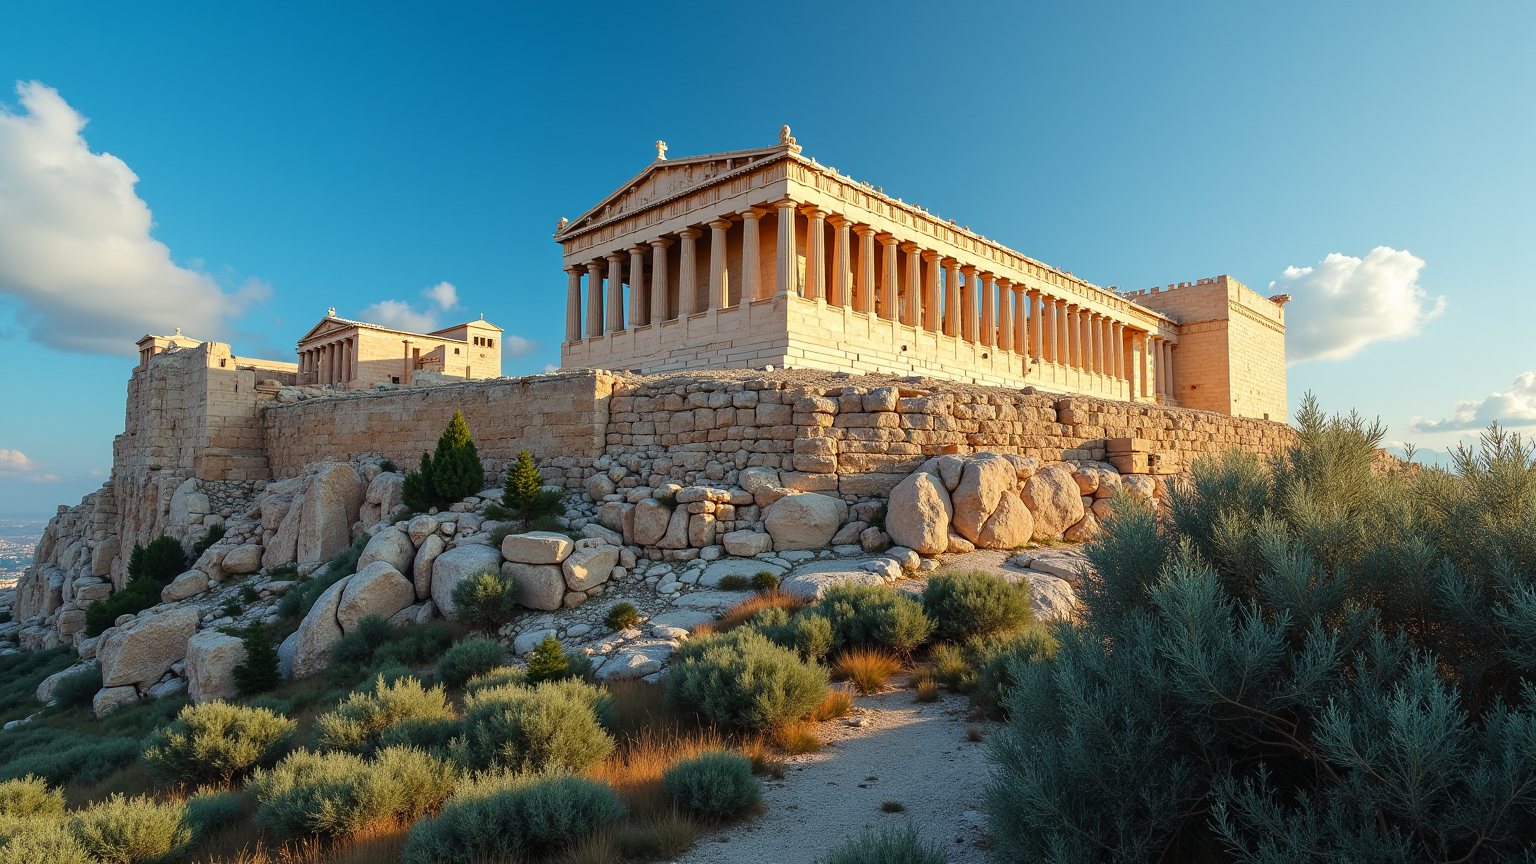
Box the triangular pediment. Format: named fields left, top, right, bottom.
left=297, top=318, right=353, bottom=343
left=556, top=144, right=791, bottom=239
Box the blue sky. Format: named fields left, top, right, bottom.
left=0, top=2, right=1532, bottom=513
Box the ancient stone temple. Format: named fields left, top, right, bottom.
left=557, top=127, right=1288, bottom=420
left=295, top=309, right=504, bottom=388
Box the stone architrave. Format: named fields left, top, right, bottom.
left=337, top=561, right=415, bottom=632
left=412, top=534, right=444, bottom=600
left=429, top=544, right=505, bottom=620
left=296, top=463, right=366, bottom=565
left=185, top=630, right=248, bottom=704
left=357, top=527, right=415, bottom=575
left=1022, top=465, right=1087, bottom=540
left=96, top=607, right=200, bottom=688
left=885, top=471, right=953, bottom=555
left=951, top=453, right=1015, bottom=543
left=763, top=492, right=849, bottom=551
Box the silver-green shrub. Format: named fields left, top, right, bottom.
left=141, top=701, right=296, bottom=786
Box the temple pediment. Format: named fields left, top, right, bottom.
left=297, top=318, right=353, bottom=343
left=556, top=143, right=789, bottom=239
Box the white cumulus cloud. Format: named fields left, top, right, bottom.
left=357, top=298, right=442, bottom=333
left=1410, top=372, right=1536, bottom=433
left=0, top=448, right=57, bottom=482
left=421, top=281, right=458, bottom=310
left=503, top=334, right=535, bottom=357
left=1274, top=247, right=1444, bottom=364
left=0, top=81, right=264, bottom=355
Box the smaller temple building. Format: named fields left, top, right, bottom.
left=295, top=309, right=504, bottom=388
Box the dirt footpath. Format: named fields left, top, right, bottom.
left=675, top=682, right=994, bottom=864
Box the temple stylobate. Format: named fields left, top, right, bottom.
left=556, top=127, right=1287, bottom=420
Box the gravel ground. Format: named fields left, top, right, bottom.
left=675, top=680, right=996, bottom=864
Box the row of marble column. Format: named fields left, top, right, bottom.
left=299, top=338, right=355, bottom=387
left=565, top=200, right=1175, bottom=398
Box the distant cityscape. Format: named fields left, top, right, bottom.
left=0, top=518, right=46, bottom=589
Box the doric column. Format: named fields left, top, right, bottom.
left=708, top=219, right=731, bottom=309
left=960, top=265, right=978, bottom=341
left=605, top=251, right=626, bottom=330
left=1087, top=313, right=1101, bottom=373
left=801, top=207, right=826, bottom=302
left=1066, top=306, right=1080, bottom=368
left=923, top=251, right=942, bottom=332
left=1040, top=296, right=1054, bottom=361
left=628, top=246, right=648, bottom=325
left=1052, top=299, right=1066, bottom=365
left=565, top=266, right=582, bottom=341
left=828, top=215, right=851, bottom=306
left=979, top=273, right=996, bottom=347
left=902, top=242, right=922, bottom=326
left=775, top=200, right=798, bottom=297
left=996, top=278, right=1013, bottom=351
left=854, top=225, right=876, bottom=313
left=325, top=343, right=335, bottom=385
left=879, top=235, right=899, bottom=320
left=585, top=260, right=605, bottom=336
left=943, top=259, right=960, bottom=336
left=648, top=238, right=672, bottom=321
left=1162, top=340, right=1174, bottom=398
left=1103, top=317, right=1114, bottom=376
left=1083, top=312, right=1096, bottom=372
left=1138, top=333, right=1149, bottom=397
left=677, top=228, right=700, bottom=313
left=741, top=209, right=764, bottom=301
left=1111, top=322, right=1124, bottom=381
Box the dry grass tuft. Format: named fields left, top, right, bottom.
left=810, top=688, right=854, bottom=721
left=189, top=822, right=411, bottom=864
left=611, top=808, right=700, bottom=861
left=914, top=680, right=940, bottom=703
left=695, top=591, right=808, bottom=636
left=739, top=738, right=786, bottom=779
left=772, top=721, right=821, bottom=755
left=833, top=648, right=902, bottom=695
left=594, top=724, right=726, bottom=819
left=966, top=725, right=986, bottom=742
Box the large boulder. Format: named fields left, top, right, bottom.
left=721, top=530, right=773, bottom=557
left=357, top=527, right=415, bottom=575
left=97, top=607, right=200, bottom=688
left=296, top=463, right=366, bottom=564
left=366, top=472, right=405, bottom=522
left=221, top=544, right=262, bottom=575
left=337, top=561, right=415, bottom=632
left=1024, top=572, right=1077, bottom=623
left=262, top=492, right=303, bottom=569
left=412, top=534, right=444, bottom=600
left=563, top=545, right=620, bottom=592
left=160, top=569, right=210, bottom=602
left=287, top=575, right=351, bottom=679
left=504, top=561, right=564, bottom=611
left=631, top=499, right=671, bottom=546
left=430, top=544, right=505, bottom=620
left=951, top=453, right=1016, bottom=542
left=655, top=507, right=691, bottom=550
left=1022, top=466, right=1087, bottom=540
left=886, top=471, right=953, bottom=555
left=501, top=531, right=574, bottom=565
left=763, top=493, right=849, bottom=551
left=94, top=686, right=139, bottom=718
left=36, top=662, right=94, bottom=703
left=407, top=515, right=440, bottom=547
left=185, top=630, right=248, bottom=704
left=975, top=491, right=1035, bottom=550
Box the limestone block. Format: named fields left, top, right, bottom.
left=296, top=464, right=366, bottom=565
left=1022, top=466, right=1087, bottom=540
left=859, top=527, right=891, bottom=552
left=781, top=472, right=839, bottom=492
left=831, top=521, right=868, bottom=546
left=287, top=575, right=351, bottom=680
left=1004, top=454, right=1039, bottom=483
left=952, top=453, right=1015, bottom=543
left=1091, top=498, right=1115, bottom=521
left=632, top=499, right=672, bottom=546
left=262, top=491, right=303, bottom=569
left=837, top=474, right=904, bottom=497
left=185, top=630, right=248, bottom=704
left=582, top=523, right=623, bottom=545
left=976, top=492, right=1035, bottom=550
left=57, top=609, right=87, bottom=638
left=1065, top=513, right=1100, bottom=542
left=687, top=514, right=717, bottom=548
left=585, top=474, right=616, bottom=500
left=358, top=527, right=416, bottom=575
left=412, top=534, right=444, bottom=600
left=1024, top=572, right=1077, bottom=623
left=97, top=607, right=199, bottom=688
left=407, top=515, right=441, bottom=547
left=763, top=492, right=848, bottom=551
left=885, top=471, right=953, bottom=555
left=862, top=387, right=899, bottom=412
left=721, top=530, right=773, bottom=557
left=338, top=561, right=415, bottom=633
left=366, top=471, right=405, bottom=518
left=147, top=677, right=188, bottom=701
left=504, top=561, right=563, bottom=611
left=430, top=544, right=505, bottom=620
left=936, top=455, right=965, bottom=491
left=738, top=466, right=780, bottom=493
left=1122, top=475, right=1156, bottom=502
left=1073, top=468, right=1100, bottom=495
left=947, top=531, right=976, bottom=554
left=94, top=685, right=139, bottom=717
left=656, top=507, right=691, bottom=550
left=563, top=545, right=620, bottom=591
left=91, top=539, right=119, bottom=577
left=501, top=531, right=574, bottom=565
left=598, top=501, right=630, bottom=535
left=595, top=640, right=675, bottom=681
left=221, top=544, right=262, bottom=574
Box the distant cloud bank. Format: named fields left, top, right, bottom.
left=1410, top=372, right=1536, bottom=433
left=0, top=81, right=264, bottom=355
left=0, top=448, right=57, bottom=482
left=1276, top=247, right=1444, bottom=365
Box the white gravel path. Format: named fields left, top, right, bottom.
left=674, top=681, right=995, bottom=864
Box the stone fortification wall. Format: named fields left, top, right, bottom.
left=260, top=370, right=616, bottom=480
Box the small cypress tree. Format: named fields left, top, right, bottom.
left=500, top=449, right=566, bottom=527
left=233, top=622, right=280, bottom=695
left=525, top=635, right=571, bottom=684
left=428, top=411, right=483, bottom=506
left=402, top=453, right=435, bottom=511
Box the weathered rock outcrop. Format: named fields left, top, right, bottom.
left=764, top=493, right=848, bottom=551
left=430, top=544, right=504, bottom=620
left=185, top=630, right=248, bottom=703
left=97, top=607, right=200, bottom=688
left=886, top=471, right=953, bottom=555
left=337, top=561, right=415, bottom=632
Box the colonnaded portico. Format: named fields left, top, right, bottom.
left=556, top=127, right=1287, bottom=420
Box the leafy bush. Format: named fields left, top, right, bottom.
left=402, top=771, right=622, bottom=863
left=233, top=622, right=281, bottom=695
left=464, top=667, right=528, bottom=693
left=0, top=777, right=64, bottom=818
left=0, top=815, right=93, bottom=864
left=803, top=584, right=935, bottom=656
left=988, top=403, right=1536, bottom=863
left=752, top=571, right=781, bottom=591
left=604, top=602, right=639, bottom=631
left=716, top=575, right=750, bottom=591
left=450, top=570, right=519, bottom=633
left=68, top=794, right=192, bottom=863
left=452, top=679, right=615, bottom=774
left=402, top=411, right=485, bottom=511
left=50, top=664, right=102, bottom=711
left=142, top=701, right=296, bottom=786
left=436, top=638, right=505, bottom=688
left=250, top=746, right=456, bottom=839
left=663, top=752, right=761, bottom=819
left=0, top=647, right=75, bottom=721
left=921, top=571, right=1033, bottom=641
left=0, top=733, right=141, bottom=786
left=327, top=616, right=452, bottom=682
left=192, top=523, right=226, bottom=557
left=667, top=629, right=829, bottom=730
left=969, top=627, right=1056, bottom=716
left=501, top=450, right=567, bottom=526
left=313, top=676, right=455, bottom=755
left=525, top=635, right=574, bottom=684
left=132, top=536, right=190, bottom=585
left=816, top=822, right=948, bottom=864
left=182, top=791, right=244, bottom=839
left=378, top=459, right=398, bottom=473
left=84, top=535, right=189, bottom=636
